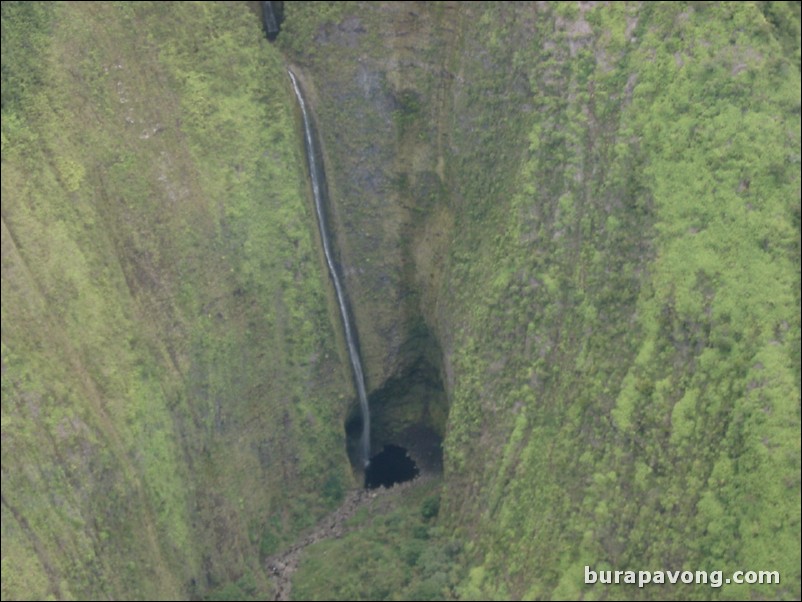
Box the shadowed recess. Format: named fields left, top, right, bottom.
left=364, top=445, right=419, bottom=489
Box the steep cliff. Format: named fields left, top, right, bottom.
left=2, top=3, right=353, bottom=599
left=280, top=1, right=800, bottom=599
left=2, top=1, right=800, bottom=600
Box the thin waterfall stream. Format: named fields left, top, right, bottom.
left=288, top=70, right=371, bottom=468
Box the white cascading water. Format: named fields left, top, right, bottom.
left=288, top=70, right=371, bottom=468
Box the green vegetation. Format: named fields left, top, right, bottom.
left=2, top=2, right=353, bottom=599
left=293, top=481, right=465, bottom=601
left=2, top=1, right=800, bottom=601
left=429, top=3, right=800, bottom=599
left=277, top=1, right=456, bottom=392
left=281, top=2, right=800, bottom=600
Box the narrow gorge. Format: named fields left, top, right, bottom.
left=1, top=2, right=799, bottom=600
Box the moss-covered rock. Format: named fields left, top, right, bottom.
left=1, top=3, right=352, bottom=599
left=280, top=2, right=800, bottom=599
left=2, top=1, right=800, bottom=600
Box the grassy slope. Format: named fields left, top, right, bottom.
left=1, top=2, right=353, bottom=599
left=440, top=3, right=800, bottom=599
left=280, top=2, right=800, bottom=600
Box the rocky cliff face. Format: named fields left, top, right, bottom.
left=281, top=2, right=800, bottom=599
left=280, top=3, right=459, bottom=470
left=1, top=3, right=353, bottom=599
left=2, top=2, right=800, bottom=600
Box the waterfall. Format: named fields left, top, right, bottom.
left=261, top=2, right=280, bottom=40
left=288, top=70, right=371, bottom=468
